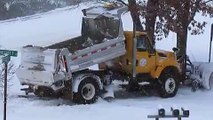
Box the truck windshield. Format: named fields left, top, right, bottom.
left=82, top=16, right=120, bottom=43
left=137, top=35, right=155, bottom=53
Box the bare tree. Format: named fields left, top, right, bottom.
left=0, top=62, right=16, bottom=98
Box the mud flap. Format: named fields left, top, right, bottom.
left=102, top=84, right=114, bottom=101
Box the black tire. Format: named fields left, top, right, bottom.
left=158, top=68, right=179, bottom=98
left=73, top=78, right=100, bottom=104
left=127, top=79, right=140, bottom=92
left=34, top=86, right=56, bottom=98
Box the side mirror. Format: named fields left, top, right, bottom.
left=172, top=47, right=179, bottom=52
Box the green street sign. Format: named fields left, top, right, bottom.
left=0, top=49, right=18, bottom=57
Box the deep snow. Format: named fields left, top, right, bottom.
left=0, top=2, right=213, bottom=120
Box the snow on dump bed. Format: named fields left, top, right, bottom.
left=0, top=2, right=213, bottom=120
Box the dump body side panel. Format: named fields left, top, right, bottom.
left=69, top=37, right=126, bottom=72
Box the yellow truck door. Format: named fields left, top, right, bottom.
left=135, top=35, right=156, bottom=73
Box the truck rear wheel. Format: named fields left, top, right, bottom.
left=73, top=78, right=100, bottom=104
left=158, top=68, right=179, bottom=98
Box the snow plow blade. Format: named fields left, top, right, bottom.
left=190, top=62, right=213, bottom=90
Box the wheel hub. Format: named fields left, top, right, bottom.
left=165, top=78, right=176, bottom=94
left=81, top=83, right=95, bottom=100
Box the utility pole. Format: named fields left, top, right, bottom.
left=209, top=23, right=213, bottom=63
left=132, top=23, right=137, bottom=80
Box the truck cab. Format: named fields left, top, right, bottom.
left=125, top=31, right=181, bottom=97
left=122, top=31, right=180, bottom=78
left=99, top=31, right=181, bottom=98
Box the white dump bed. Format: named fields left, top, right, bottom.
left=16, top=38, right=125, bottom=87
left=16, top=47, right=59, bottom=86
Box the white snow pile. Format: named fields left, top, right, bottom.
left=0, top=2, right=213, bottom=120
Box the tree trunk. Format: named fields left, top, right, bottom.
left=128, top=0, right=143, bottom=31
left=176, top=29, right=187, bottom=58
left=145, top=0, right=158, bottom=46
left=177, top=28, right=187, bottom=81
left=176, top=0, right=190, bottom=81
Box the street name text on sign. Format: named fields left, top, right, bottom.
left=0, top=49, right=18, bottom=57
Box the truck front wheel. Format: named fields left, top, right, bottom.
left=73, top=78, right=100, bottom=104
left=158, top=68, right=179, bottom=98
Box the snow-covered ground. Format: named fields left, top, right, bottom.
left=0, top=2, right=213, bottom=120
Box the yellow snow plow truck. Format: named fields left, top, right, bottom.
left=16, top=3, right=181, bottom=104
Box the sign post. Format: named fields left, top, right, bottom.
left=0, top=49, right=17, bottom=120
left=3, top=57, right=8, bottom=120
